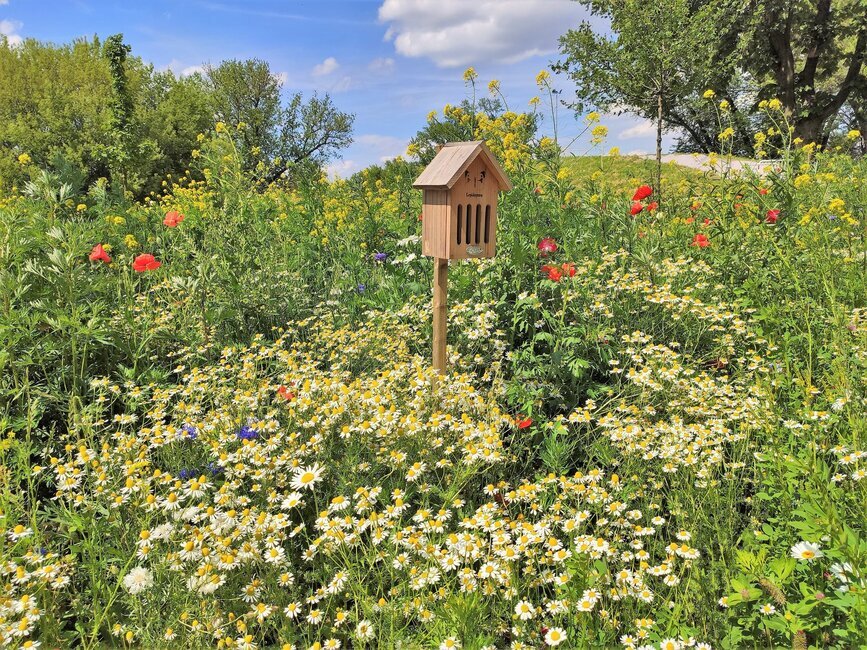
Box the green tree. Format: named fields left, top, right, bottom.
left=101, top=34, right=134, bottom=190
left=730, top=0, right=866, bottom=145
left=135, top=71, right=213, bottom=196
left=558, top=0, right=716, bottom=199
left=205, top=59, right=354, bottom=182
left=408, top=98, right=507, bottom=166
left=558, top=0, right=867, bottom=160
left=0, top=36, right=213, bottom=196
left=0, top=36, right=114, bottom=191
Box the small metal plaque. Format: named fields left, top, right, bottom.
left=466, top=245, right=483, bottom=256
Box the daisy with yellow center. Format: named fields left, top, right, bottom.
left=291, top=463, right=324, bottom=490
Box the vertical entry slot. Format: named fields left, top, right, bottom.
left=484, top=205, right=491, bottom=243
left=475, top=204, right=481, bottom=244
left=456, top=204, right=462, bottom=244
left=465, top=204, right=471, bottom=245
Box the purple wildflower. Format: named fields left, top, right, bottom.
left=237, top=424, right=258, bottom=440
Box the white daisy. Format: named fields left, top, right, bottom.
left=790, top=541, right=823, bottom=561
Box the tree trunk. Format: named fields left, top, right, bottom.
left=656, top=91, right=663, bottom=203
left=794, top=116, right=825, bottom=146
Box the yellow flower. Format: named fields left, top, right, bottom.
left=18, top=152, right=32, bottom=165
left=76, top=203, right=87, bottom=212
left=767, top=98, right=782, bottom=111
left=828, top=198, right=846, bottom=215
left=608, top=146, right=620, bottom=156
left=529, top=96, right=540, bottom=108
left=591, top=124, right=608, bottom=144
left=719, top=100, right=730, bottom=111
left=124, top=234, right=139, bottom=250
left=585, top=111, right=600, bottom=124
left=702, top=89, right=716, bottom=99
left=793, top=174, right=811, bottom=189
left=463, top=67, right=478, bottom=84
left=718, top=127, right=735, bottom=141
left=487, top=79, right=500, bottom=95
left=847, top=129, right=862, bottom=140
left=215, top=122, right=227, bottom=134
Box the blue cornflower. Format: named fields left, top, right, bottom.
left=207, top=461, right=224, bottom=476
left=237, top=424, right=258, bottom=440
left=182, top=424, right=198, bottom=439
left=374, top=252, right=387, bottom=262
left=357, top=283, right=366, bottom=293
left=178, top=468, right=194, bottom=480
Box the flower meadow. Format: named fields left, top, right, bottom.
left=1, top=83, right=866, bottom=649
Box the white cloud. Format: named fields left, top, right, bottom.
left=626, top=149, right=648, bottom=156
left=0, top=18, right=23, bottom=46
left=368, top=57, right=395, bottom=73
left=312, top=56, right=339, bottom=77
left=377, top=0, right=587, bottom=67
left=356, top=134, right=408, bottom=160
left=618, top=121, right=656, bottom=140
left=163, top=59, right=205, bottom=77
left=0, top=1, right=9, bottom=6
left=326, top=159, right=358, bottom=178
left=328, top=76, right=353, bottom=93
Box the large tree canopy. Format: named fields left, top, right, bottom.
left=558, top=0, right=867, bottom=153
left=204, top=59, right=354, bottom=184
left=0, top=39, right=354, bottom=196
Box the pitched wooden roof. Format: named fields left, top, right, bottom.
left=413, top=141, right=512, bottom=191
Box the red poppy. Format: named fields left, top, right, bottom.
left=766, top=209, right=780, bottom=224
left=646, top=201, right=658, bottom=212
left=685, top=216, right=695, bottom=224
left=89, top=243, right=112, bottom=264
left=277, top=385, right=295, bottom=400
left=632, top=184, right=652, bottom=201
left=561, top=262, right=576, bottom=278
left=533, top=187, right=542, bottom=195
left=537, top=237, right=558, bottom=255
left=703, top=218, right=712, bottom=226
left=691, top=233, right=710, bottom=248
left=163, top=210, right=185, bottom=227
left=630, top=202, right=644, bottom=216
left=418, top=213, right=423, bottom=221
left=132, top=253, right=162, bottom=272
left=758, top=188, right=769, bottom=195
left=541, top=264, right=562, bottom=282
left=516, top=416, right=533, bottom=429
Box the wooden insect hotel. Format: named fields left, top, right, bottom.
left=413, top=141, right=512, bottom=376
left=413, top=141, right=512, bottom=259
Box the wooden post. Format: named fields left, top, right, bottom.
left=432, top=257, right=448, bottom=374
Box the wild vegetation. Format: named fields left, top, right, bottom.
left=1, top=6, right=866, bottom=648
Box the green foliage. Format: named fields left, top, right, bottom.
left=205, top=59, right=355, bottom=184
left=0, top=39, right=354, bottom=198
left=0, top=77, right=866, bottom=648
left=558, top=0, right=867, bottom=153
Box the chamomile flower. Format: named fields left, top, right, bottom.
left=790, top=541, right=823, bottom=561
left=291, top=464, right=324, bottom=491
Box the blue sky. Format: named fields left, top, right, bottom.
left=1, top=0, right=676, bottom=175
